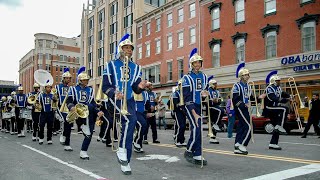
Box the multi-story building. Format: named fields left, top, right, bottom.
left=19, top=33, right=81, bottom=93
left=200, top=0, right=319, bottom=102
left=135, top=0, right=200, bottom=96
left=81, top=0, right=166, bottom=91
left=0, top=80, right=18, bottom=98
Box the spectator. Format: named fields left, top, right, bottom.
left=157, top=98, right=167, bottom=130
left=226, top=95, right=235, bottom=138
left=301, top=93, right=320, bottom=138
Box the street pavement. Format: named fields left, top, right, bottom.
left=0, top=126, right=319, bottom=180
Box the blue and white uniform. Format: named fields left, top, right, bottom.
left=102, top=58, right=143, bottom=163
left=172, top=90, right=187, bottom=145
left=15, top=93, right=27, bottom=134
left=28, top=91, right=41, bottom=139
left=232, top=81, right=252, bottom=146
left=38, top=92, right=55, bottom=142
left=208, top=87, right=224, bottom=135
left=144, top=90, right=158, bottom=142
left=133, top=91, right=148, bottom=151
left=182, top=71, right=208, bottom=157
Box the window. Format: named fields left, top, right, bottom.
left=235, top=0, right=245, bottom=23
left=167, top=61, right=172, bottom=81
left=146, top=23, right=151, bottom=36
left=56, top=65, right=58, bottom=71
left=301, top=0, right=313, bottom=3
left=138, top=26, right=142, bottom=38
left=236, top=38, right=245, bottom=63
left=156, top=18, right=161, bottom=31
left=38, top=53, right=43, bottom=60
left=60, top=66, right=63, bottom=72
left=302, top=21, right=316, bottom=52
left=167, top=34, right=172, bottom=50
left=178, top=8, right=184, bottom=23
left=98, top=9, right=105, bottom=24
left=190, top=27, right=196, bottom=44
left=146, top=43, right=150, bottom=57
left=98, top=29, right=104, bottom=41
left=265, top=31, right=277, bottom=59
left=265, top=0, right=276, bottom=15
left=212, top=44, right=220, bottom=67
left=124, top=0, right=133, bottom=8
left=178, top=59, right=184, bottom=79
left=211, top=8, right=220, bottom=30
left=46, top=53, right=52, bottom=60
left=46, top=40, right=51, bottom=48
left=110, top=2, right=118, bottom=16
left=110, top=41, right=117, bottom=55
left=124, top=13, right=133, bottom=28
left=178, top=32, right=184, bottom=47
left=89, top=18, right=94, bottom=30
left=88, top=36, right=93, bottom=46
left=38, top=40, right=43, bottom=48
left=189, top=3, right=196, bottom=18
left=76, top=57, right=80, bottom=63
left=156, top=39, right=161, bottom=54
left=110, top=22, right=117, bottom=35
left=138, top=46, right=142, bottom=59
left=167, top=13, right=172, bottom=27
left=98, top=47, right=104, bottom=59
left=64, top=55, right=68, bottom=61
left=59, top=55, right=63, bottom=61
left=143, top=65, right=160, bottom=83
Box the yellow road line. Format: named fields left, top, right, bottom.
left=150, top=143, right=320, bottom=164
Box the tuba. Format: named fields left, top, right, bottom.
left=27, top=92, right=42, bottom=112
left=66, top=104, right=89, bottom=124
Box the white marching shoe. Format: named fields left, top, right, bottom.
left=21, top=130, right=25, bottom=137
left=32, top=136, right=37, bottom=141
left=274, top=125, right=287, bottom=134
left=47, top=140, right=53, bottom=145
left=209, top=138, right=219, bottom=144
left=121, top=163, right=132, bottom=175
left=60, top=135, right=66, bottom=144
left=269, top=144, right=282, bottom=150
left=80, top=125, right=91, bottom=137
left=117, top=147, right=128, bottom=165
left=39, top=139, right=44, bottom=145
left=64, top=146, right=73, bottom=151
left=212, top=124, right=221, bottom=132
left=80, top=151, right=89, bottom=160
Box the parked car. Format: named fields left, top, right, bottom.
left=222, top=106, right=305, bottom=134
left=156, top=110, right=190, bottom=129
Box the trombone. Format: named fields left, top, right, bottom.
left=111, top=88, right=121, bottom=152
left=120, top=56, right=130, bottom=115
left=288, top=77, right=304, bottom=132
left=248, top=81, right=257, bottom=143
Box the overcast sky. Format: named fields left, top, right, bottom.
left=0, top=0, right=87, bottom=83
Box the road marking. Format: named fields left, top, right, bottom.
left=22, top=144, right=109, bottom=180
left=136, top=154, right=180, bottom=163
left=244, top=164, right=320, bottom=180
left=150, top=143, right=320, bottom=164
left=280, top=141, right=320, bottom=147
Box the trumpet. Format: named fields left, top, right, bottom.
left=178, top=78, right=184, bottom=106
left=120, top=56, right=130, bottom=115
left=287, top=77, right=304, bottom=132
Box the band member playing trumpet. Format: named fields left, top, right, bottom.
left=67, top=66, right=104, bottom=159
left=15, top=85, right=27, bottom=137
left=38, top=80, right=57, bottom=145
left=28, top=83, right=41, bottom=141
left=182, top=48, right=208, bottom=165
left=232, top=63, right=252, bottom=155
left=102, top=33, right=147, bottom=175
left=56, top=68, right=73, bottom=151
left=263, top=71, right=289, bottom=150
left=208, top=77, right=224, bottom=144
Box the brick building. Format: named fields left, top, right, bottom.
left=19, top=33, right=81, bottom=93
left=135, top=0, right=200, bottom=96
left=200, top=0, right=320, bottom=109
left=81, top=0, right=166, bottom=92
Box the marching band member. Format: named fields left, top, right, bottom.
left=133, top=90, right=148, bottom=153
left=144, top=82, right=160, bottom=144
left=232, top=63, right=252, bottom=155
left=98, top=99, right=117, bottom=147
left=38, top=80, right=57, bottom=145
left=263, top=71, right=289, bottom=150
left=67, top=66, right=104, bottom=159
left=15, top=85, right=27, bottom=137
left=28, top=83, right=41, bottom=141
left=1, top=96, right=9, bottom=133
left=56, top=68, right=74, bottom=151
left=172, top=84, right=187, bottom=147
left=102, top=33, right=147, bottom=175
left=208, top=77, right=224, bottom=144
left=9, top=91, right=17, bottom=135
left=182, top=48, right=208, bottom=165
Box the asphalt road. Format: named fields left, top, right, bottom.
left=0, top=126, right=319, bottom=180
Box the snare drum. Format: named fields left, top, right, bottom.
left=20, top=109, right=32, bottom=120
left=2, top=112, right=12, bottom=119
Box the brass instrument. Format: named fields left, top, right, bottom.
left=120, top=56, right=130, bottom=115
left=112, top=89, right=120, bottom=152
left=96, top=78, right=108, bottom=105
left=28, top=92, right=42, bottom=112
left=51, top=88, right=58, bottom=110
left=66, top=103, right=89, bottom=124
left=168, top=94, right=174, bottom=111
left=133, top=93, right=144, bottom=101
left=201, top=92, right=214, bottom=138
left=287, top=77, right=304, bottom=132
left=178, top=78, right=184, bottom=106
left=248, top=81, right=257, bottom=143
